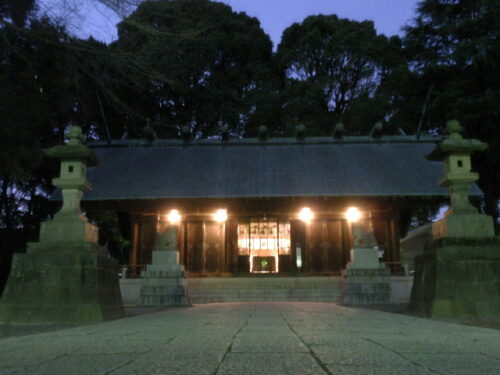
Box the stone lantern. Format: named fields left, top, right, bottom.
left=408, top=120, right=499, bottom=321
left=427, top=120, right=495, bottom=238
left=40, top=125, right=100, bottom=244
left=0, top=125, right=124, bottom=325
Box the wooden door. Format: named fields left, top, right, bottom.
left=185, top=220, right=226, bottom=273
left=186, top=221, right=204, bottom=272
left=205, top=222, right=224, bottom=273
left=306, top=220, right=345, bottom=273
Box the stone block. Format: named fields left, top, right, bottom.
left=343, top=268, right=390, bottom=277
left=341, top=267, right=392, bottom=305
left=151, top=251, right=179, bottom=265
left=38, top=215, right=98, bottom=245
left=142, top=294, right=189, bottom=306
left=141, top=285, right=186, bottom=295
left=141, top=268, right=185, bottom=278
left=409, top=238, right=500, bottom=322
left=119, top=279, right=142, bottom=305
left=433, top=214, right=495, bottom=239
left=141, top=277, right=186, bottom=287
left=0, top=243, right=124, bottom=324
left=139, top=243, right=190, bottom=307
left=347, top=248, right=382, bottom=269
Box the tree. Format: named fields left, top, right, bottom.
left=112, top=0, right=275, bottom=138
left=0, top=0, right=36, bottom=26
left=0, top=6, right=76, bottom=292
left=277, top=15, right=403, bottom=135
left=402, top=0, right=500, bottom=223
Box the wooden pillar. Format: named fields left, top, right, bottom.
left=290, top=219, right=306, bottom=272
left=219, top=222, right=226, bottom=272
left=341, top=219, right=352, bottom=267
left=291, top=220, right=306, bottom=273
left=202, top=221, right=207, bottom=273
left=389, top=214, right=401, bottom=263
left=129, top=216, right=140, bottom=276
left=178, top=220, right=186, bottom=267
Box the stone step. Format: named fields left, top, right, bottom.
left=187, top=290, right=340, bottom=296
left=187, top=276, right=341, bottom=304
left=190, top=297, right=338, bottom=304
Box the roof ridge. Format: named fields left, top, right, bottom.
left=87, top=135, right=441, bottom=148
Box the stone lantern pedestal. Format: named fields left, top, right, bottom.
left=341, top=222, right=391, bottom=305
left=0, top=126, right=124, bottom=325
left=409, top=120, right=500, bottom=322
left=140, top=225, right=190, bottom=306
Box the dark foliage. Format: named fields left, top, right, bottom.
left=402, top=0, right=500, bottom=222
left=112, top=0, right=275, bottom=138
left=277, top=15, right=404, bottom=135
left=0, top=0, right=498, bottom=281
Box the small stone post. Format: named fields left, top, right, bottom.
left=428, top=120, right=494, bottom=238
left=0, top=125, right=124, bottom=325
left=140, top=222, right=190, bottom=306
left=341, top=221, right=391, bottom=305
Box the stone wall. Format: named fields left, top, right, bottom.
left=120, top=276, right=413, bottom=305
left=409, top=238, right=500, bottom=322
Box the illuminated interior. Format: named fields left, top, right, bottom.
left=237, top=218, right=291, bottom=273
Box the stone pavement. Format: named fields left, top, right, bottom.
left=0, top=303, right=499, bottom=375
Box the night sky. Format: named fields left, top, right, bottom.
left=41, top=0, right=420, bottom=47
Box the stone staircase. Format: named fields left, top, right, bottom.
left=186, top=276, right=342, bottom=304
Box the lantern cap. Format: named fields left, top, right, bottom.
left=426, top=120, right=488, bottom=161
left=43, top=125, right=100, bottom=166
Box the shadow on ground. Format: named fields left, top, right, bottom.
left=350, top=303, right=500, bottom=331
left=0, top=306, right=166, bottom=339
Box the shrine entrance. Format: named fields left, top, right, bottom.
left=131, top=207, right=401, bottom=276
left=237, top=218, right=291, bottom=273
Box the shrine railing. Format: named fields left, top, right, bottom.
left=383, top=262, right=414, bottom=276
left=119, top=265, right=147, bottom=279
left=117, top=263, right=415, bottom=278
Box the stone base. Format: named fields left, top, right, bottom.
left=433, top=214, right=495, bottom=239
left=140, top=252, right=191, bottom=307
left=409, top=238, right=500, bottom=322
left=346, top=247, right=381, bottom=269
left=38, top=214, right=99, bottom=245
left=0, top=242, right=124, bottom=325
left=340, top=268, right=391, bottom=305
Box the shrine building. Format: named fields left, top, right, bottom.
left=78, top=126, right=480, bottom=278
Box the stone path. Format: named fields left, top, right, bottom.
left=1, top=302, right=499, bottom=375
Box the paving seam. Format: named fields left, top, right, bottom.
left=280, top=313, right=332, bottom=375
left=480, top=352, right=500, bottom=361
left=213, top=305, right=256, bottom=375
left=0, top=349, right=80, bottom=373
left=103, top=358, right=137, bottom=375
left=317, top=317, right=446, bottom=374
left=105, top=334, right=180, bottom=375
left=359, top=336, right=446, bottom=375
left=353, top=334, right=447, bottom=375
left=24, top=353, right=72, bottom=371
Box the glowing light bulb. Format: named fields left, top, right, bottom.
left=345, top=207, right=361, bottom=223
left=214, top=209, right=228, bottom=223
left=167, top=209, right=181, bottom=224
left=299, top=207, right=314, bottom=223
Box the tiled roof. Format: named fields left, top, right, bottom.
left=78, top=136, right=481, bottom=201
